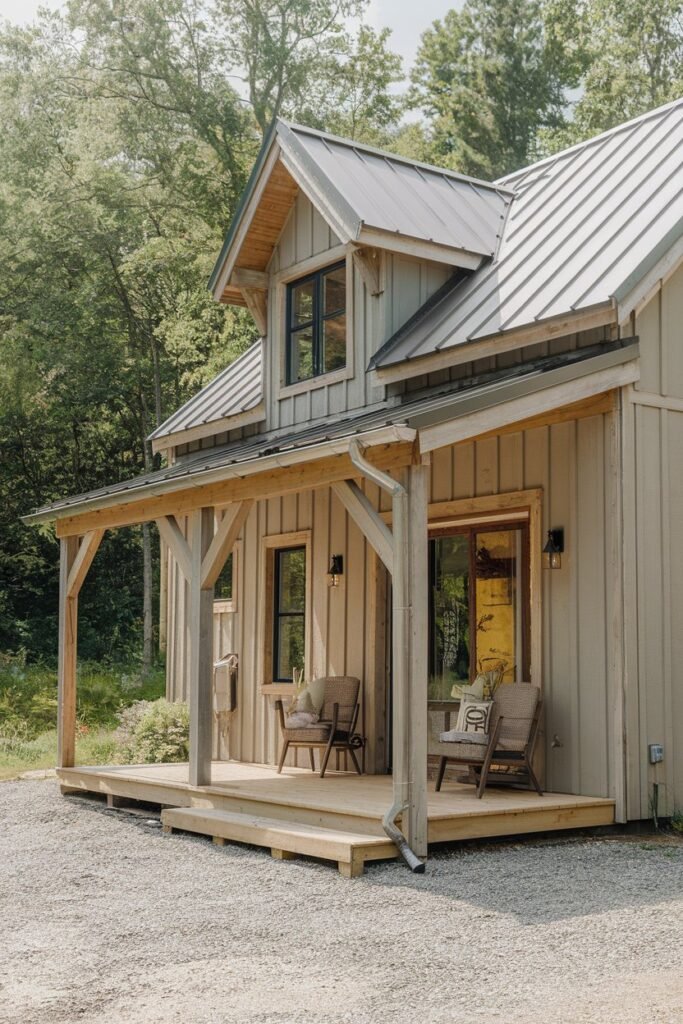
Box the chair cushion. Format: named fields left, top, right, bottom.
left=283, top=725, right=331, bottom=742
left=439, top=729, right=488, bottom=745
left=440, top=742, right=487, bottom=761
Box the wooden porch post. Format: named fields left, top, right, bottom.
left=57, top=536, right=79, bottom=768
left=392, top=459, right=429, bottom=857
left=57, top=529, right=104, bottom=768
left=188, top=507, right=215, bottom=787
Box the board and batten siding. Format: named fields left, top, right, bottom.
left=622, top=262, right=683, bottom=820
left=167, top=408, right=620, bottom=801
left=264, top=192, right=452, bottom=433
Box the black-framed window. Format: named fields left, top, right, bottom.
left=286, top=261, right=346, bottom=385
left=214, top=552, right=233, bottom=602
left=272, top=546, right=306, bottom=682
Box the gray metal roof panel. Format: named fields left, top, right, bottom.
left=148, top=340, right=264, bottom=443
left=287, top=125, right=510, bottom=256
left=374, top=98, right=683, bottom=369
left=27, top=341, right=636, bottom=523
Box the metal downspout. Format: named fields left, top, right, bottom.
left=348, top=439, right=425, bottom=874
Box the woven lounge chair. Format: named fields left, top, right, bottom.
left=435, top=682, right=543, bottom=798
left=275, top=676, right=362, bottom=778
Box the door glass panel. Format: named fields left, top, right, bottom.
left=429, top=534, right=471, bottom=702
left=474, top=529, right=523, bottom=684
left=277, top=548, right=306, bottom=612
left=276, top=616, right=305, bottom=680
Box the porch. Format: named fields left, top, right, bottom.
left=57, top=760, right=615, bottom=877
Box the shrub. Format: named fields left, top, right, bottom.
left=116, top=699, right=189, bottom=764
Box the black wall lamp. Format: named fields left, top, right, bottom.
left=327, top=554, right=344, bottom=587
left=543, top=529, right=564, bottom=570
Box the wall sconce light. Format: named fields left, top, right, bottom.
left=543, top=529, right=564, bottom=570
left=327, top=554, right=344, bottom=587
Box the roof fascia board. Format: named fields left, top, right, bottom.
left=357, top=227, right=483, bottom=270
left=211, top=140, right=283, bottom=301
left=23, top=425, right=416, bottom=528
left=417, top=343, right=640, bottom=452
left=150, top=403, right=267, bottom=456
left=616, top=216, right=683, bottom=324
left=372, top=302, right=616, bottom=384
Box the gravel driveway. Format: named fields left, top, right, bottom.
left=1, top=779, right=682, bottom=1024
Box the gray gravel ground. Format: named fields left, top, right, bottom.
left=1, top=779, right=682, bottom=1024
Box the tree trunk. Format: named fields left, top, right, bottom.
left=142, top=520, right=154, bottom=674
left=159, top=536, right=168, bottom=657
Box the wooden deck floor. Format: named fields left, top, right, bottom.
left=58, top=760, right=615, bottom=866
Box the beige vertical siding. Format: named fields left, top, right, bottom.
left=623, top=263, right=683, bottom=819
left=264, top=192, right=451, bottom=433
left=167, top=410, right=619, bottom=799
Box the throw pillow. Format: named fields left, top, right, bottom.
left=455, top=699, right=492, bottom=735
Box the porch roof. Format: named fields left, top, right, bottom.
left=24, top=340, right=638, bottom=529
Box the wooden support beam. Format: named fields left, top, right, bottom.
left=57, top=536, right=79, bottom=769
left=201, top=500, right=252, bottom=589
left=55, top=442, right=415, bottom=538
left=241, top=287, right=268, bottom=336
left=155, top=515, right=192, bottom=582
left=231, top=268, right=268, bottom=289
left=352, top=246, right=384, bottom=296
left=331, top=481, right=394, bottom=574
left=188, top=507, right=215, bottom=788
left=66, top=529, right=104, bottom=598
left=391, top=460, right=429, bottom=859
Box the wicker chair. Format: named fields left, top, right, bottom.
left=435, top=682, right=543, bottom=798
left=275, top=676, right=362, bottom=778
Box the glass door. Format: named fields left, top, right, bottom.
left=428, top=523, right=529, bottom=704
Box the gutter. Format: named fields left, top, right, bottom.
left=348, top=439, right=425, bottom=874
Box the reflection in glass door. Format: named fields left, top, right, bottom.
left=428, top=523, right=529, bottom=703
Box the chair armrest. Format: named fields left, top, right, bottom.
left=350, top=702, right=360, bottom=734
left=330, top=702, right=340, bottom=733
left=275, top=699, right=285, bottom=732
left=486, top=715, right=504, bottom=754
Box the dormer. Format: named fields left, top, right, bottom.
left=153, top=121, right=512, bottom=455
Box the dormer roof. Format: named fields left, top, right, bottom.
left=209, top=120, right=513, bottom=305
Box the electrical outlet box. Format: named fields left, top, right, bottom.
left=649, top=743, right=664, bottom=764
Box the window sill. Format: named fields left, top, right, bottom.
left=278, top=364, right=352, bottom=400
left=261, top=683, right=295, bottom=697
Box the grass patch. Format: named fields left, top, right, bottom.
left=0, top=657, right=168, bottom=780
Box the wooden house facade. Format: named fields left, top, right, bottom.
left=26, top=99, right=683, bottom=871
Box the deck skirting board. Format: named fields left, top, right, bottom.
left=56, top=762, right=616, bottom=866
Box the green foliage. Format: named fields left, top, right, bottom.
left=115, top=698, right=189, bottom=763
left=541, top=0, right=683, bottom=150
left=0, top=658, right=165, bottom=742
left=410, top=0, right=578, bottom=177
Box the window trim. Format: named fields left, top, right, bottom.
left=260, top=531, right=312, bottom=693
left=276, top=251, right=354, bottom=400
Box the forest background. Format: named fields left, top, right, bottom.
left=1, top=0, right=682, bottom=676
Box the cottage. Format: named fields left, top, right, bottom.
left=25, top=98, right=683, bottom=875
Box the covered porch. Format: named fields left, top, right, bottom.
left=25, top=340, right=639, bottom=873
left=57, top=760, right=615, bottom=877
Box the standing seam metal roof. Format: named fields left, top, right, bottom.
left=372, top=97, right=683, bottom=369
left=148, top=340, right=263, bottom=445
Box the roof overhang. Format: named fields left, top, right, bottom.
left=372, top=301, right=617, bottom=384
left=23, top=425, right=417, bottom=536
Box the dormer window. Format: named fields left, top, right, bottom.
left=286, top=261, right=346, bottom=385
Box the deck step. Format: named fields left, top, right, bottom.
left=160, top=806, right=399, bottom=877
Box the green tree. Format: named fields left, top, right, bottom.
left=411, top=0, right=578, bottom=177
left=542, top=0, right=683, bottom=150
